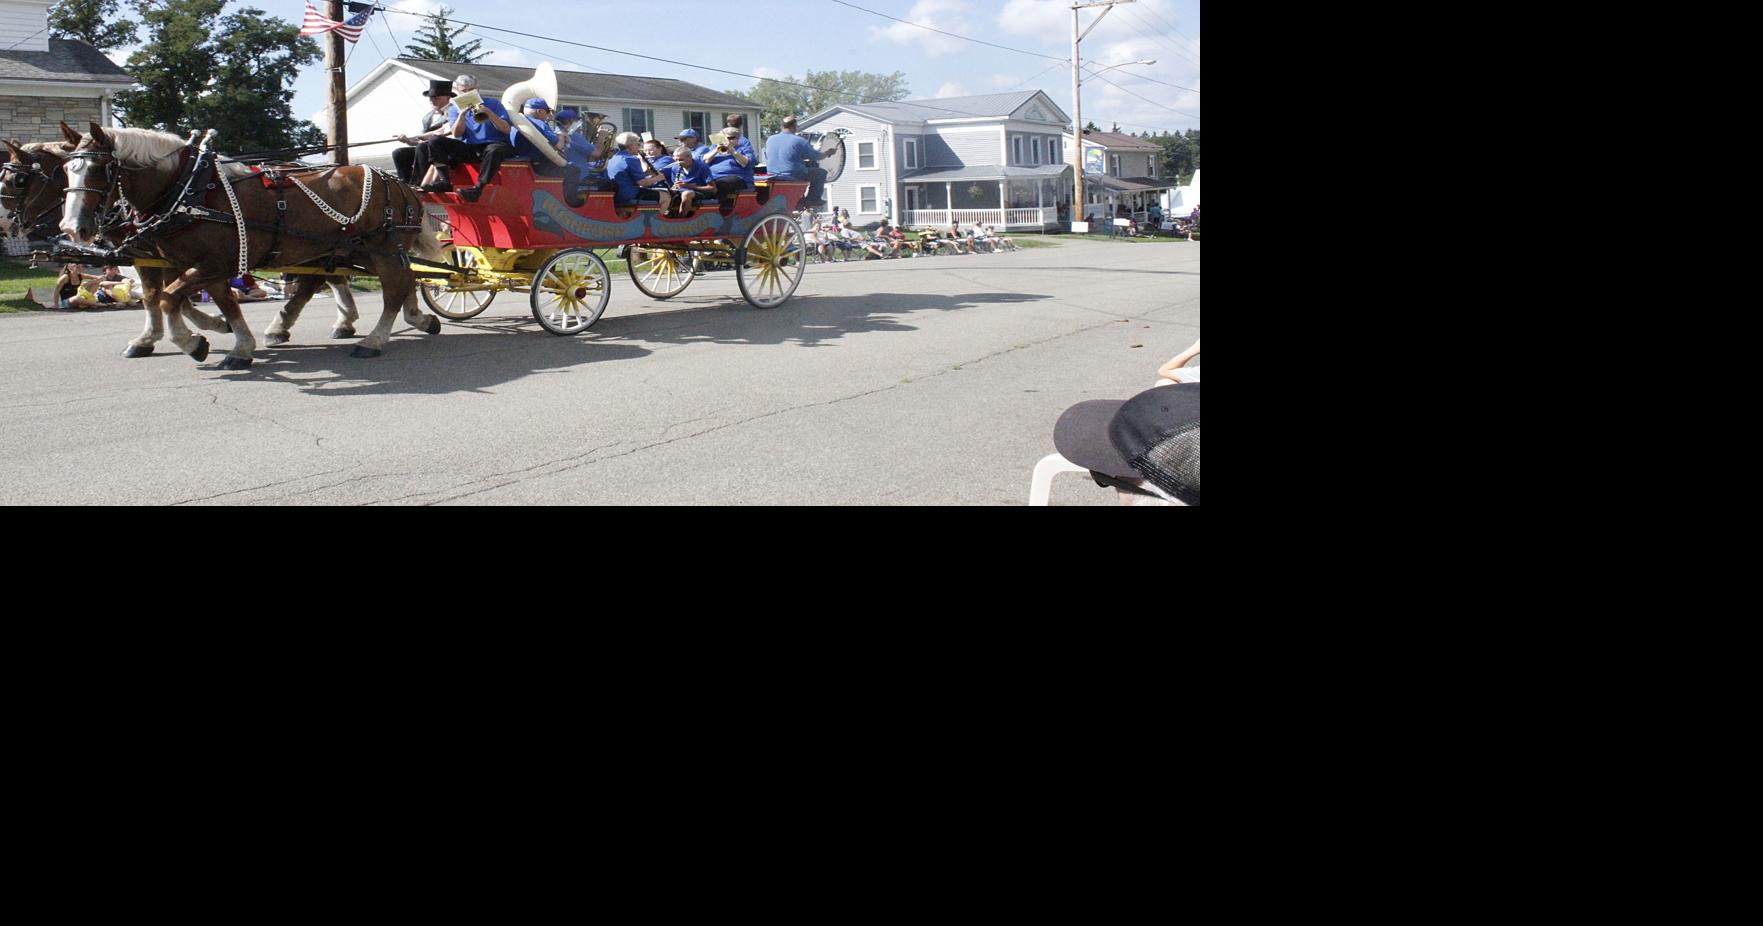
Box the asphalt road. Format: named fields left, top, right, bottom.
left=0, top=237, right=1198, bottom=505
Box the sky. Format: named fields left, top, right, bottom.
left=104, top=1, right=1199, bottom=137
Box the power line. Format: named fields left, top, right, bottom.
left=1086, top=70, right=1199, bottom=122
left=1006, top=62, right=1067, bottom=93
left=457, top=26, right=609, bottom=73
left=1135, top=2, right=1199, bottom=47
left=827, top=0, right=1067, bottom=62
left=374, top=6, right=1007, bottom=119
left=6, top=27, right=47, bottom=51
left=1083, top=63, right=1198, bottom=96
left=1120, top=8, right=1201, bottom=67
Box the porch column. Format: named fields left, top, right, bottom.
left=945, top=182, right=954, bottom=226
left=999, top=180, right=1006, bottom=225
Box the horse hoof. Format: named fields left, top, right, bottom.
left=122, top=343, right=154, bottom=358
left=216, top=356, right=253, bottom=371
left=190, top=337, right=210, bottom=363
left=351, top=346, right=382, bottom=359
left=330, top=327, right=355, bottom=340
left=422, top=316, right=441, bottom=336
left=265, top=332, right=290, bottom=347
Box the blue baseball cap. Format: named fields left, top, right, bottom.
left=523, top=98, right=552, bottom=111
left=676, top=128, right=700, bottom=140
left=556, top=107, right=580, bottom=121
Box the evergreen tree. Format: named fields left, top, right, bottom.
left=1083, top=121, right=1100, bottom=133
left=113, top=1, right=324, bottom=156
left=403, top=7, right=490, bottom=64
left=48, top=0, right=138, bottom=50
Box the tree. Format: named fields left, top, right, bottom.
left=403, top=7, right=489, bottom=64
left=1156, top=129, right=1201, bottom=185
left=1083, top=121, right=1100, bottom=133
left=49, top=0, right=139, bottom=50
left=114, top=1, right=324, bottom=156
left=1110, top=122, right=1121, bottom=133
left=725, top=69, right=909, bottom=135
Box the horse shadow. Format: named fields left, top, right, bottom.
left=581, top=289, right=1053, bottom=349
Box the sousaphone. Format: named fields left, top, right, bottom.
left=501, top=63, right=568, bottom=167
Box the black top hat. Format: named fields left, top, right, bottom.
left=424, top=79, right=456, bottom=99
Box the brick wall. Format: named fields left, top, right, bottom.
left=0, top=95, right=102, bottom=144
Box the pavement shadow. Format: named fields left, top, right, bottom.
left=582, top=290, right=1052, bottom=349
left=219, top=318, right=653, bottom=397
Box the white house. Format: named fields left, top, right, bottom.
left=801, top=91, right=1074, bottom=231
left=0, top=0, right=131, bottom=143
left=345, top=58, right=761, bottom=172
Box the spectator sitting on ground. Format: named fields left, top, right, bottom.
left=1187, top=204, right=1201, bottom=240
left=230, top=274, right=269, bottom=301
left=946, top=221, right=971, bottom=254
left=862, top=225, right=892, bottom=260
left=986, top=225, right=1018, bottom=251
left=880, top=219, right=908, bottom=257
left=810, top=221, right=835, bottom=262
left=836, top=222, right=864, bottom=258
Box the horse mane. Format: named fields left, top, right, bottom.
left=101, top=127, right=189, bottom=166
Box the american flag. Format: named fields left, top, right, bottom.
left=299, top=3, right=371, bottom=43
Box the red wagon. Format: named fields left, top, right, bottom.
left=417, top=161, right=810, bottom=335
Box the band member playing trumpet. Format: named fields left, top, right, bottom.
left=608, top=131, right=673, bottom=213
left=704, top=125, right=756, bottom=215
left=412, top=73, right=516, bottom=202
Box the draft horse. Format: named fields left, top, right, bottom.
left=60, top=123, right=447, bottom=369
left=3, top=125, right=360, bottom=358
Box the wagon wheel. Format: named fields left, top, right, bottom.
left=736, top=215, right=806, bottom=309
left=530, top=248, right=610, bottom=336
left=627, top=246, right=695, bottom=300
left=421, top=247, right=496, bottom=320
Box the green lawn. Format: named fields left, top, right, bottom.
left=0, top=257, right=61, bottom=313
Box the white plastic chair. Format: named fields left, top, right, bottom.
left=1029, top=453, right=1091, bottom=506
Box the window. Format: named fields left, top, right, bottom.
left=1033, top=137, right=1043, bottom=165
left=1051, top=138, right=1061, bottom=164
left=682, top=111, right=709, bottom=135
left=1111, top=154, right=1121, bottom=176
left=1012, top=136, right=1024, bottom=165
left=858, top=141, right=877, bottom=170
left=859, top=185, right=880, bottom=214
left=903, top=138, right=919, bottom=170
left=622, top=108, right=654, bottom=135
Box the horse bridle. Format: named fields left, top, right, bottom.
left=0, top=159, right=69, bottom=238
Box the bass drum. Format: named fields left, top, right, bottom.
left=817, top=132, right=847, bottom=184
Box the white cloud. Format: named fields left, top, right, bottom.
left=872, top=0, right=975, bottom=57
left=935, top=82, right=969, bottom=98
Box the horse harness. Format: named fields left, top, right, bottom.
left=64, top=135, right=425, bottom=275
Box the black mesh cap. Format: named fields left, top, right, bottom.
left=1109, top=384, right=1200, bottom=505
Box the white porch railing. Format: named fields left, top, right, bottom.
left=903, top=208, right=1056, bottom=229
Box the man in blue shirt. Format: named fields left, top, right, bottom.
left=668, top=147, right=715, bottom=218
left=704, top=125, right=756, bottom=215
left=606, top=131, right=674, bottom=211
left=762, top=115, right=825, bottom=208
left=509, top=99, right=584, bottom=207
left=556, top=108, right=599, bottom=192
left=411, top=73, right=517, bottom=202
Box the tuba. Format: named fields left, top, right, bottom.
left=500, top=63, right=568, bottom=167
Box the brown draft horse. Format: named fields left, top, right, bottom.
left=3, top=125, right=361, bottom=357
left=60, top=123, right=447, bottom=369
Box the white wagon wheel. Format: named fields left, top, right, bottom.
left=420, top=247, right=496, bottom=320
left=736, top=215, right=806, bottom=309
left=530, top=248, right=611, bottom=336
left=627, top=246, right=696, bottom=300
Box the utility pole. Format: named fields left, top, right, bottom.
left=1071, top=0, right=1132, bottom=229
left=326, top=0, right=350, bottom=165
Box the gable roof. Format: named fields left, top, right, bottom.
left=0, top=38, right=132, bottom=85
left=1077, top=131, right=1161, bottom=151
left=812, top=90, right=1069, bottom=127
left=380, top=59, right=753, bottom=109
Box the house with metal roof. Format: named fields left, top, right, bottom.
left=800, top=90, right=1074, bottom=231
left=1065, top=130, right=1175, bottom=222
left=344, top=58, right=761, bottom=172
left=0, top=1, right=132, bottom=145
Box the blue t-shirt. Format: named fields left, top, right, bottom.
left=763, top=132, right=820, bottom=179
left=671, top=159, right=711, bottom=189
left=447, top=98, right=512, bottom=145
left=509, top=119, right=559, bottom=161
left=561, top=127, right=596, bottom=174
left=607, top=151, right=647, bottom=204
left=705, top=139, right=755, bottom=186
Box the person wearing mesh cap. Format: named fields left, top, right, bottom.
left=1052, top=382, right=1200, bottom=506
